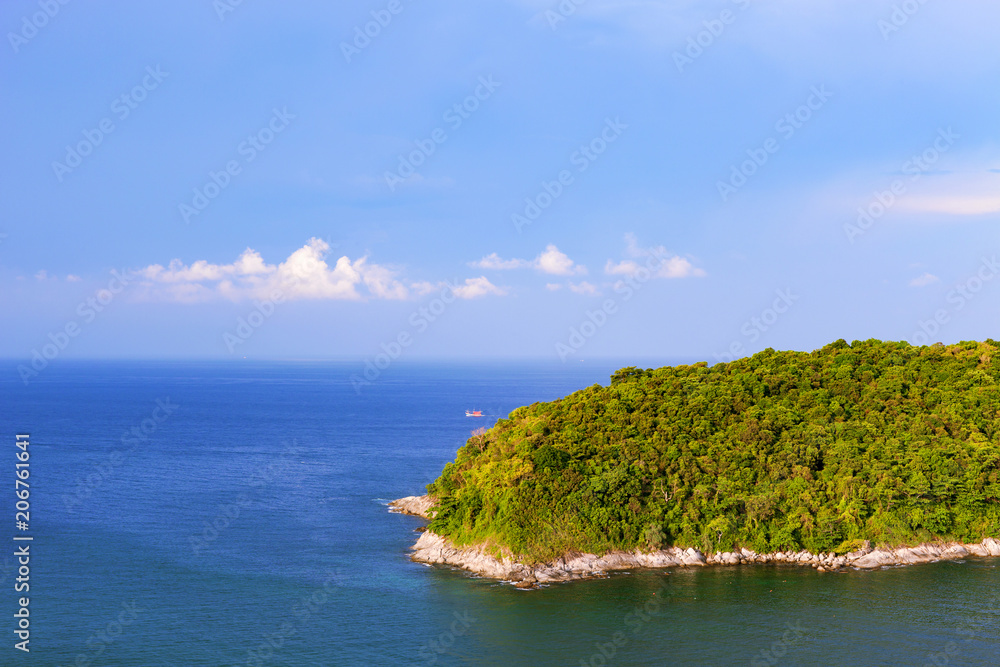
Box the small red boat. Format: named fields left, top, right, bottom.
left=465, top=410, right=483, bottom=417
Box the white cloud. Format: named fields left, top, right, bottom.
left=410, top=281, right=442, bottom=296
left=545, top=283, right=563, bottom=291
left=140, top=248, right=272, bottom=284
left=66, top=274, right=82, bottom=282
left=469, top=245, right=587, bottom=276
left=451, top=276, right=507, bottom=299
left=891, top=166, right=1000, bottom=216
left=812, top=155, right=1000, bottom=232
left=909, top=273, right=940, bottom=287
left=406, top=278, right=507, bottom=299
left=568, top=281, right=599, bottom=295
left=661, top=256, right=705, bottom=278
left=153, top=283, right=216, bottom=304
left=605, top=259, right=638, bottom=277
left=605, top=234, right=706, bottom=279
left=34, top=270, right=50, bottom=281
left=469, top=252, right=531, bottom=270
left=358, top=258, right=410, bottom=300
left=136, top=238, right=410, bottom=302
left=901, top=196, right=1000, bottom=216
left=535, top=244, right=587, bottom=276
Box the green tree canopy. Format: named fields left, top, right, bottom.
left=426, top=340, right=1000, bottom=562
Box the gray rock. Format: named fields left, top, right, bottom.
left=391, top=498, right=1000, bottom=586
left=388, top=495, right=437, bottom=519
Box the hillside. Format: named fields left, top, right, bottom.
left=424, top=339, right=1000, bottom=563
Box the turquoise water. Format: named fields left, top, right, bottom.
left=3, top=361, right=998, bottom=666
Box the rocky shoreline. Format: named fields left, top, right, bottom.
left=387, top=495, right=437, bottom=519
left=390, top=495, right=1000, bottom=588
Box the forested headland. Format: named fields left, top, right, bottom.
left=425, top=340, right=1000, bottom=563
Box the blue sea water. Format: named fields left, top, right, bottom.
left=2, top=360, right=998, bottom=666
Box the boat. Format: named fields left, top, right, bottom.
left=465, top=410, right=483, bottom=417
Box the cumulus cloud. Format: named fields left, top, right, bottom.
left=605, top=256, right=704, bottom=279
left=406, top=278, right=507, bottom=299
left=358, top=258, right=410, bottom=300
left=136, top=238, right=410, bottom=302
left=469, top=245, right=587, bottom=276
left=469, top=252, right=531, bottom=270
left=410, top=281, right=442, bottom=296
left=568, top=281, right=599, bottom=295
left=604, top=234, right=706, bottom=279
left=535, top=245, right=587, bottom=276
left=909, top=273, right=940, bottom=287
left=451, top=276, right=507, bottom=299
left=65, top=274, right=82, bottom=282
left=140, top=248, right=272, bottom=284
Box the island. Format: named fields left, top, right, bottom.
left=392, top=339, right=1000, bottom=586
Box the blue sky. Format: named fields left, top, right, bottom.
left=2, top=0, right=999, bottom=363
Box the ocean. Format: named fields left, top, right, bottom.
left=2, top=360, right=998, bottom=666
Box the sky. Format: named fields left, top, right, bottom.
left=2, top=0, right=999, bottom=365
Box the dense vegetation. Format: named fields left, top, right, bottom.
left=426, top=340, right=1000, bottom=562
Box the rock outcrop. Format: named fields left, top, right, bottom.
left=392, top=495, right=1000, bottom=587
left=388, top=495, right=436, bottom=519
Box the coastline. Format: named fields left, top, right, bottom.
left=389, top=495, right=1000, bottom=587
